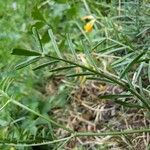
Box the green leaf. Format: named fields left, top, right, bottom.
left=32, top=27, right=44, bottom=52
left=92, top=38, right=106, bottom=51
left=67, top=72, right=94, bottom=77
left=66, top=34, right=77, bottom=61
left=86, top=77, right=113, bottom=83
left=99, top=94, right=144, bottom=108
left=31, top=21, right=45, bottom=29
left=31, top=6, right=45, bottom=21
left=104, top=47, right=126, bottom=54
left=108, top=38, right=133, bottom=51
left=49, top=65, right=76, bottom=72
left=11, top=48, right=41, bottom=56
left=112, top=53, right=133, bottom=68
left=82, top=41, right=98, bottom=70
left=33, top=60, right=59, bottom=71
left=138, top=77, right=149, bottom=104
left=15, top=57, right=41, bottom=70
left=41, top=30, right=50, bottom=43
left=120, top=51, right=146, bottom=79
left=66, top=5, right=78, bottom=18
left=48, top=29, right=63, bottom=58
left=132, top=62, right=144, bottom=84
left=148, top=61, right=150, bottom=83
left=98, top=44, right=118, bottom=53
left=114, top=99, right=144, bottom=109
left=99, top=94, right=133, bottom=99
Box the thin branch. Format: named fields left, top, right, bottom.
left=75, top=128, right=150, bottom=137
left=45, top=54, right=150, bottom=111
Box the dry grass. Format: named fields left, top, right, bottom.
left=45, top=79, right=150, bottom=149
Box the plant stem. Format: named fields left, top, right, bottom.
left=10, top=99, right=73, bottom=133
left=0, top=136, right=71, bottom=147
left=1, top=128, right=150, bottom=147
left=46, top=55, right=150, bottom=111
left=75, top=128, right=150, bottom=137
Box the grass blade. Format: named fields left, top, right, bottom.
left=99, top=94, right=133, bottom=99
left=98, top=44, right=118, bottom=53
left=49, top=65, right=76, bottom=72
left=67, top=72, right=94, bottom=77
left=48, top=29, right=63, bottom=59
left=99, top=94, right=144, bottom=109
left=92, top=38, right=106, bottom=50
left=120, top=51, right=146, bottom=79
left=82, top=41, right=98, bottom=71
left=15, top=56, right=40, bottom=70
left=148, top=61, right=150, bottom=83
left=107, top=38, right=133, bottom=51
left=33, top=60, right=59, bottom=70
left=113, top=100, right=144, bottom=109
left=32, top=27, right=44, bottom=52
left=66, top=34, right=78, bottom=61
left=139, top=77, right=149, bottom=104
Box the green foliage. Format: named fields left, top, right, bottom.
left=0, top=0, right=150, bottom=149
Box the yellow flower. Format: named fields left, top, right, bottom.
left=84, top=19, right=96, bottom=32
left=82, top=15, right=96, bottom=33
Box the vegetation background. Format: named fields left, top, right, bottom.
left=0, top=0, right=150, bottom=149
